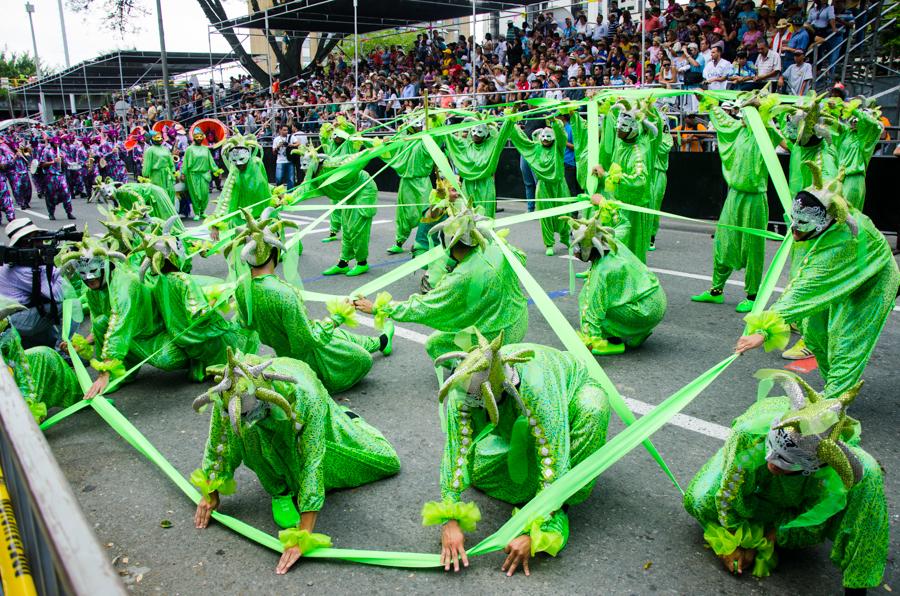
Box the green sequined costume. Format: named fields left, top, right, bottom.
left=318, top=159, right=378, bottom=264
left=141, top=144, right=176, bottom=202
left=319, top=131, right=361, bottom=236
left=749, top=211, right=899, bottom=399
left=510, top=121, right=571, bottom=249
left=84, top=264, right=190, bottom=378
left=152, top=272, right=259, bottom=380
left=684, top=396, right=888, bottom=589
left=836, top=109, right=883, bottom=210
left=382, top=139, right=433, bottom=247
left=443, top=120, right=514, bottom=218
left=235, top=274, right=380, bottom=394
left=580, top=241, right=667, bottom=348
left=209, top=158, right=271, bottom=232
left=382, top=243, right=529, bottom=361
left=183, top=144, right=217, bottom=217
left=650, top=130, right=673, bottom=237
left=0, top=325, right=80, bottom=422
left=440, top=343, right=610, bottom=552
left=568, top=111, right=591, bottom=192
left=785, top=137, right=839, bottom=197
left=199, top=355, right=400, bottom=513
left=707, top=106, right=774, bottom=296
left=111, top=182, right=183, bottom=233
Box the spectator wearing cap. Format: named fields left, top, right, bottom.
left=783, top=16, right=811, bottom=62
left=778, top=50, right=813, bottom=94
left=702, top=43, right=732, bottom=90
left=736, top=0, right=760, bottom=38
left=752, top=38, right=781, bottom=88
left=680, top=42, right=705, bottom=89
left=728, top=50, right=758, bottom=90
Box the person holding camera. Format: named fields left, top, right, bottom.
left=0, top=218, right=67, bottom=349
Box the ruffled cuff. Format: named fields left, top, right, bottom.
left=703, top=522, right=777, bottom=577
left=326, top=298, right=358, bottom=328
left=514, top=511, right=567, bottom=557
left=421, top=500, right=481, bottom=533
left=577, top=331, right=606, bottom=351
left=278, top=528, right=332, bottom=553
left=90, top=358, right=127, bottom=379
left=603, top=162, right=624, bottom=193
left=71, top=333, right=94, bottom=361
left=27, top=400, right=48, bottom=423
left=371, top=291, right=393, bottom=330
left=189, top=468, right=237, bottom=500
left=743, top=311, right=791, bottom=352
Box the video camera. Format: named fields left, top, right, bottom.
left=0, top=225, right=81, bottom=269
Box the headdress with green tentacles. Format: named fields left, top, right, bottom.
left=0, top=297, right=25, bottom=333
left=98, top=203, right=153, bottom=253
left=796, top=161, right=857, bottom=236
left=132, top=216, right=190, bottom=280
left=90, top=177, right=121, bottom=205
left=428, top=202, right=490, bottom=251
left=192, top=348, right=300, bottom=437
left=772, top=93, right=838, bottom=145
left=755, top=369, right=863, bottom=488
left=231, top=207, right=299, bottom=267
left=219, top=133, right=261, bottom=168
left=55, top=227, right=127, bottom=281
left=434, top=330, right=534, bottom=426
left=561, top=211, right=619, bottom=263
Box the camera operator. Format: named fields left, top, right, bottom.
left=0, top=219, right=65, bottom=349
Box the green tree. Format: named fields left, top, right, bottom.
left=339, top=30, right=420, bottom=60
left=0, top=50, right=37, bottom=84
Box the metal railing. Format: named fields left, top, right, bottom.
left=0, top=364, right=125, bottom=596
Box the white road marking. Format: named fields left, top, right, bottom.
left=354, top=314, right=731, bottom=441
left=22, top=209, right=50, bottom=220
left=301, top=219, right=392, bottom=236
left=281, top=213, right=317, bottom=222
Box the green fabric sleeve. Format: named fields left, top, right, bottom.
left=439, top=394, right=474, bottom=502
left=385, top=264, right=470, bottom=328
left=201, top=402, right=243, bottom=484
left=98, top=269, right=143, bottom=365
left=294, top=392, right=328, bottom=512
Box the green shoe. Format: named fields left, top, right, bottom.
left=322, top=264, right=350, bottom=276
left=545, top=247, right=554, bottom=256
left=192, top=215, right=200, bottom=221
left=345, top=264, right=369, bottom=277
left=648, top=240, right=656, bottom=252
left=321, top=233, right=339, bottom=243
left=386, top=244, right=404, bottom=254
left=735, top=298, right=755, bottom=313
left=381, top=320, right=395, bottom=356
left=590, top=340, right=626, bottom=356
left=271, top=495, right=300, bottom=529
left=575, top=270, right=589, bottom=279
left=691, top=291, right=724, bottom=305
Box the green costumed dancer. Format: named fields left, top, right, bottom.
left=422, top=332, right=610, bottom=576
left=207, top=134, right=271, bottom=240
left=231, top=209, right=394, bottom=394
left=317, top=150, right=378, bottom=277
left=138, top=219, right=259, bottom=381
left=183, top=129, right=222, bottom=221
left=649, top=111, right=673, bottom=251
left=774, top=96, right=841, bottom=197
left=833, top=99, right=883, bottom=211
left=684, top=370, right=888, bottom=592
left=735, top=164, right=899, bottom=399
left=566, top=106, right=593, bottom=195
left=354, top=205, right=529, bottom=362
left=380, top=114, right=434, bottom=254
left=55, top=230, right=190, bottom=397
left=691, top=99, right=775, bottom=313
left=316, top=117, right=362, bottom=244
left=0, top=298, right=79, bottom=422
left=443, top=115, right=514, bottom=218
left=191, top=350, right=401, bottom=575
left=566, top=203, right=666, bottom=356
left=141, top=130, right=176, bottom=203
left=92, top=178, right=184, bottom=234
left=510, top=118, right=571, bottom=256
left=595, top=101, right=658, bottom=263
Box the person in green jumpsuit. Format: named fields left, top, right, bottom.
left=510, top=119, right=571, bottom=256
left=55, top=231, right=191, bottom=398
left=207, top=134, right=271, bottom=241
left=354, top=205, right=529, bottom=362
left=231, top=209, right=394, bottom=394
left=423, top=332, right=610, bottom=576
left=835, top=102, right=883, bottom=211
left=0, top=298, right=80, bottom=422
left=183, top=129, right=221, bottom=221
left=191, top=350, right=401, bottom=575
left=691, top=100, right=774, bottom=313
left=684, top=369, right=888, bottom=592
left=93, top=179, right=184, bottom=235
left=141, top=130, right=176, bottom=203
left=443, top=115, right=514, bottom=218
left=566, top=203, right=667, bottom=356
left=735, top=165, right=900, bottom=399
left=649, top=111, right=673, bottom=251
left=380, top=114, right=434, bottom=254
left=317, top=117, right=362, bottom=243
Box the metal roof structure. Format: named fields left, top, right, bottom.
left=215, top=0, right=542, bottom=35
left=16, top=50, right=236, bottom=96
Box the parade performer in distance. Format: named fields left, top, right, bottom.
left=183, top=128, right=221, bottom=221
left=232, top=209, right=394, bottom=394
left=354, top=205, right=529, bottom=362
left=207, top=134, right=271, bottom=241
left=833, top=99, right=884, bottom=211
left=380, top=113, right=434, bottom=255
left=735, top=164, right=900, bottom=399
left=62, top=134, right=89, bottom=199
left=141, top=129, right=176, bottom=203
left=691, top=98, right=774, bottom=313
left=684, top=370, right=888, bottom=594
left=774, top=96, right=840, bottom=198
left=97, top=129, right=128, bottom=184
left=509, top=118, right=571, bottom=256
left=37, top=136, right=75, bottom=220
left=316, top=116, right=362, bottom=244
left=9, top=141, right=34, bottom=209
left=443, top=114, right=514, bottom=218
left=0, top=297, right=80, bottom=422
left=191, top=349, right=401, bottom=575
left=567, top=201, right=667, bottom=355
left=649, top=111, right=674, bottom=251
left=424, top=332, right=610, bottom=576
left=55, top=231, right=190, bottom=398
left=0, top=139, right=18, bottom=223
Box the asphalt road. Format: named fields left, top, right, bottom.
left=22, top=190, right=899, bottom=595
